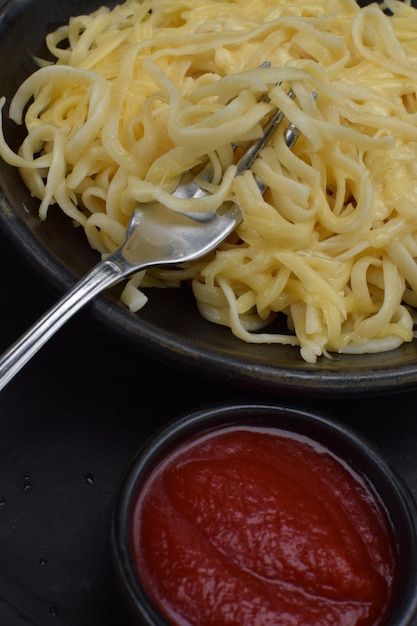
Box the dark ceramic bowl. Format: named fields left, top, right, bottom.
left=1, top=0, right=417, bottom=397
left=110, top=402, right=417, bottom=626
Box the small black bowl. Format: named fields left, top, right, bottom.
left=110, top=403, right=417, bottom=626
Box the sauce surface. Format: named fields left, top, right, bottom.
left=131, top=426, right=396, bottom=626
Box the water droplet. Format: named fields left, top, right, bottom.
left=49, top=605, right=59, bottom=617
left=0, top=497, right=6, bottom=506
left=82, top=471, right=94, bottom=486
left=23, top=475, right=33, bottom=491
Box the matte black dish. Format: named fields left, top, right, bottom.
left=1, top=0, right=417, bottom=397
left=110, top=402, right=417, bottom=626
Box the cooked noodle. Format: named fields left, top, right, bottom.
left=1, top=0, right=417, bottom=363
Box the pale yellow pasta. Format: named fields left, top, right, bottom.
left=1, top=0, right=417, bottom=363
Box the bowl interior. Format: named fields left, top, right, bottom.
left=1, top=0, right=417, bottom=397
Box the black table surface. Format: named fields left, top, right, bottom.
left=1, top=225, right=417, bottom=626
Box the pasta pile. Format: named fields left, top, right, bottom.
left=1, top=0, right=417, bottom=363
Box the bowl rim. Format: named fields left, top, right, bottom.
left=110, top=401, right=417, bottom=626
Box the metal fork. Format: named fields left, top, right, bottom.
left=0, top=97, right=300, bottom=391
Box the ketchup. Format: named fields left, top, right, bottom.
left=131, top=426, right=396, bottom=626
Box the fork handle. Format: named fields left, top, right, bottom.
left=0, top=259, right=124, bottom=392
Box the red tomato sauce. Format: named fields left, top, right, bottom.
left=131, top=426, right=397, bottom=626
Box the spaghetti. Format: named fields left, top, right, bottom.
left=1, top=0, right=417, bottom=363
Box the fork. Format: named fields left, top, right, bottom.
left=0, top=96, right=301, bottom=391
